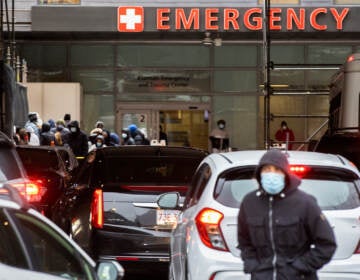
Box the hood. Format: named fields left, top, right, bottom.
left=255, top=149, right=301, bottom=194
left=41, top=122, right=51, bottom=132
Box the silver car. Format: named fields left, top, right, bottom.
left=160, top=150, right=360, bottom=280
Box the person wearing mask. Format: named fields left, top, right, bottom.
left=121, top=129, right=135, bottom=145
left=89, top=134, right=106, bottom=152
left=128, top=124, right=147, bottom=145
left=67, top=120, right=89, bottom=157
left=275, top=120, right=295, bottom=150
left=209, top=119, right=230, bottom=153
left=25, top=112, right=40, bottom=138
left=237, top=149, right=336, bottom=280
left=64, top=113, right=71, bottom=128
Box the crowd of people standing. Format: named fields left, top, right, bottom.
left=13, top=112, right=150, bottom=157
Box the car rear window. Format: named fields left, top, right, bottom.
left=214, top=166, right=360, bottom=210
left=16, top=149, right=59, bottom=172
left=101, top=157, right=200, bottom=185
left=0, top=148, right=22, bottom=181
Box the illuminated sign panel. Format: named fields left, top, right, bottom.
left=117, top=7, right=350, bottom=32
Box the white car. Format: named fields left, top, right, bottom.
left=159, top=150, right=360, bottom=280
left=0, top=184, right=124, bottom=280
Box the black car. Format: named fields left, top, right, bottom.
left=16, top=145, right=78, bottom=217
left=0, top=132, right=35, bottom=200
left=0, top=131, right=124, bottom=280
left=52, top=145, right=207, bottom=277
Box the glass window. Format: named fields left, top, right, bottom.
left=270, top=45, right=305, bottom=64
left=13, top=210, right=95, bottom=279
left=20, top=45, right=66, bottom=68
left=116, top=93, right=210, bottom=103
left=214, top=70, right=257, bottom=92
left=102, top=157, right=202, bottom=185
left=27, top=68, right=67, bottom=82
left=38, top=0, right=80, bottom=4
left=0, top=149, right=22, bottom=181
left=183, top=163, right=212, bottom=209
left=214, top=45, right=257, bottom=67
left=71, top=45, right=114, bottom=66
left=16, top=148, right=59, bottom=172
left=307, top=69, right=338, bottom=90
left=270, top=70, right=304, bottom=90
left=0, top=209, right=27, bottom=268
left=307, top=46, right=352, bottom=64
left=117, top=70, right=210, bottom=93
left=258, top=0, right=299, bottom=3
left=71, top=70, right=114, bottom=92
left=335, top=0, right=360, bottom=3
left=215, top=166, right=360, bottom=210
left=117, top=45, right=210, bottom=67
left=83, top=94, right=114, bottom=133
left=300, top=180, right=360, bottom=210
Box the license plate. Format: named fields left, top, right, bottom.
left=156, top=209, right=180, bottom=226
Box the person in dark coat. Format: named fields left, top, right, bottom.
left=40, top=122, right=55, bottom=146
left=67, top=120, right=89, bottom=157
left=237, top=149, right=336, bottom=280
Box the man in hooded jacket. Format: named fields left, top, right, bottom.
left=237, top=149, right=336, bottom=280
left=67, top=120, right=88, bottom=157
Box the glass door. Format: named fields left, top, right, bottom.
left=116, top=103, right=210, bottom=151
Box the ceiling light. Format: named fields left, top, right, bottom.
left=202, top=32, right=213, bottom=46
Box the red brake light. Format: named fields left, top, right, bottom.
left=11, top=179, right=45, bottom=202
left=195, top=208, right=228, bottom=251
left=354, top=240, right=360, bottom=254
left=91, top=189, right=104, bottom=229
left=289, top=165, right=310, bottom=177
left=347, top=55, right=355, bottom=62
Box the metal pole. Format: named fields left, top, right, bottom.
left=11, top=0, right=15, bottom=67
left=263, top=0, right=271, bottom=149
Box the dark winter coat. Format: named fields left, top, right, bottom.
left=237, top=150, right=336, bottom=280
left=40, top=122, right=55, bottom=146
left=67, top=121, right=89, bottom=157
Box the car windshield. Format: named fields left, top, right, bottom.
left=0, top=148, right=22, bottom=182
left=214, top=167, right=360, bottom=210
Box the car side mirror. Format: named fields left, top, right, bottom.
left=96, top=260, right=124, bottom=280
left=157, top=192, right=180, bottom=209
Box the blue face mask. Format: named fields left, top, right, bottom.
left=261, top=172, right=285, bottom=195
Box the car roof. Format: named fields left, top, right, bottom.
left=0, top=131, right=15, bottom=148
left=206, top=150, right=360, bottom=176
left=93, top=145, right=208, bottom=158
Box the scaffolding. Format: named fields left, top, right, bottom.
left=262, top=0, right=338, bottom=151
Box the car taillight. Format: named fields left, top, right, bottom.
left=11, top=179, right=45, bottom=202
left=91, top=189, right=104, bottom=229
left=289, top=165, right=310, bottom=177
left=195, top=208, right=229, bottom=251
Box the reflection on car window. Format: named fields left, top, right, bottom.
left=300, top=180, right=360, bottom=210
left=215, top=169, right=360, bottom=210
left=0, top=209, right=28, bottom=268
left=0, top=149, right=22, bottom=181
left=104, top=158, right=199, bottom=184
left=17, top=149, right=59, bottom=171
left=13, top=211, right=95, bottom=280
